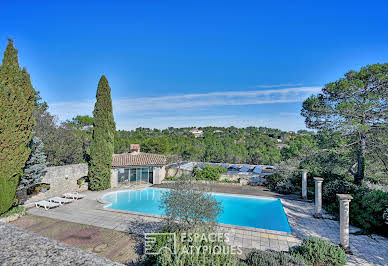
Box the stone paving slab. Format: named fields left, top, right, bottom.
left=11, top=215, right=143, bottom=265
left=0, top=222, right=121, bottom=266
left=27, top=187, right=388, bottom=265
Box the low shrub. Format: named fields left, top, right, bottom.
left=220, top=178, right=238, bottom=183
left=274, top=181, right=295, bottom=194
left=323, top=180, right=388, bottom=236
left=265, top=173, right=297, bottom=194
left=0, top=206, right=25, bottom=218
left=77, top=177, right=86, bottom=188
left=265, top=173, right=288, bottom=190
left=351, top=189, right=388, bottom=236
left=192, top=165, right=226, bottom=181
left=144, top=227, right=243, bottom=266
left=322, top=179, right=360, bottom=217
left=384, top=207, right=388, bottom=225
left=290, top=238, right=347, bottom=266
left=164, top=176, right=177, bottom=181
left=245, top=249, right=305, bottom=266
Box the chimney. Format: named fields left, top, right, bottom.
left=130, top=144, right=140, bottom=154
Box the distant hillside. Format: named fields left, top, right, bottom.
left=115, top=126, right=315, bottom=165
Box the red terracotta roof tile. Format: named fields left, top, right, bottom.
left=112, top=152, right=167, bottom=167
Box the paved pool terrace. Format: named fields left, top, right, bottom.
left=26, top=184, right=388, bottom=265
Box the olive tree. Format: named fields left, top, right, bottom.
left=160, top=176, right=223, bottom=229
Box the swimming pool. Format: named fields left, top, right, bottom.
left=101, top=188, right=291, bottom=232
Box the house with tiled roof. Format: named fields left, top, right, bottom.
left=189, top=128, right=204, bottom=138
left=110, top=144, right=167, bottom=187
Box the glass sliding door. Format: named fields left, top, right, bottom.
left=130, top=168, right=137, bottom=184
left=148, top=167, right=154, bottom=183
left=136, top=168, right=142, bottom=184
left=141, top=167, right=149, bottom=184
left=127, top=167, right=151, bottom=185
left=118, top=168, right=130, bottom=183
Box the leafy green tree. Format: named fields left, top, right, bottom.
left=0, top=39, right=35, bottom=214
left=34, top=109, right=84, bottom=165
left=88, top=75, right=116, bottom=190
left=203, top=136, right=225, bottom=162
left=302, top=63, right=388, bottom=185
left=281, top=135, right=317, bottom=160
left=65, top=115, right=94, bottom=162
left=160, top=176, right=223, bottom=228
left=68, top=115, right=94, bottom=129
left=142, top=137, right=169, bottom=154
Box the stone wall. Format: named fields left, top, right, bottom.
left=153, top=166, right=166, bottom=184
left=25, top=163, right=88, bottom=205
left=165, top=166, right=192, bottom=178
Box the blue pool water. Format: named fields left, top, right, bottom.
left=102, top=188, right=291, bottom=232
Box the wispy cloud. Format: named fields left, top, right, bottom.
left=48, top=86, right=321, bottom=121
left=278, top=112, right=300, bottom=116
left=254, top=83, right=304, bottom=88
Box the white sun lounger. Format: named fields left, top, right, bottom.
left=63, top=192, right=86, bottom=200
left=48, top=197, right=73, bottom=205
left=35, top=200, right=60, bottom=210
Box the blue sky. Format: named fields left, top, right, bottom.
left=1, top=1, right=387, bottom=131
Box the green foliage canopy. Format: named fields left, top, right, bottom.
left=192, top=165, right=227, bottom=181
left=302, top=64, right=388, bottom=184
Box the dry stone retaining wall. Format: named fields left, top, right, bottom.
left=25, top=163, right=88, bottom=205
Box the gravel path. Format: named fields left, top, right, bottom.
left=0, top=222, right=122, bottom=266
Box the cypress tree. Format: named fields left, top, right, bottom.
left=88, top=75, right=115, bottom=190
left=0, top=39, right=35, bottom=213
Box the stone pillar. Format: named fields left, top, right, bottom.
left=110, top=169, right=118, bottom=188
left=337, top=194, right=353, bottom=253
left=301, top=169, right=308, bottom=200
left=153, top=167, right=161, bottom=185
left=313, top=177, right=324, bottom=218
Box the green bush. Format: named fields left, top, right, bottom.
left=165, top=176, right=177, bottom=181
left=274, top=181, right=295, bottom=194
left=290, top=238, right=347, bottom=266
left=265, top=173, right=287, bottom=190
left=192, top=165, right=226, bottom=181
left=245, top=249, right=305, bottom=266
left=220, top=178, right=238, bottom=183
left=383, top=207, right=388, bottom=225
left=323, top=180, right=388, bottom=236
left=322, top=180, right=360, bottom=217
left=0, top=206, right=25, bottom=218
left=351, top=190, right=388, bottom=236
left=144, top=227, right=243, bottom=266
left=265, top=173, right=297, bottom=194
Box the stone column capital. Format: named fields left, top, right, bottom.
left=302, top=169, right=308, bottom=173
left=313, top=177, right=324, bottom=183
left=337, top=194, right=353, bottom=201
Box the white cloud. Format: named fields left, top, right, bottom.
left=48, top=86, right=321, bottom=121
left=254, top=83, right=304, bottom=88
left=278, top=112, right=300, bottom=116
